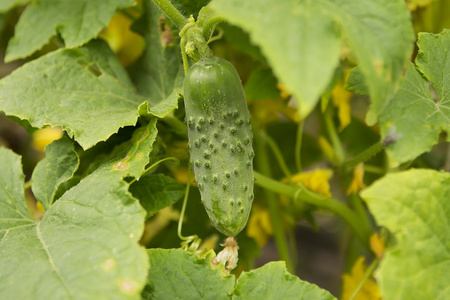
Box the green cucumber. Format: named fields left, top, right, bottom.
left=184, top=56, right=254, bottom=237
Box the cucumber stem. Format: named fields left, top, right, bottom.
left=295, top=120, right=304, bottom=172
left=255, top=133, right=295, bottom=273
left=151, top=0, right=187, bottom=29
left=253, top=171, right=371, bottom=250
left=341, top=142, right=384, bottom=169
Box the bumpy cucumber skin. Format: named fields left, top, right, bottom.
left=184, top=57, right=254, bottom=237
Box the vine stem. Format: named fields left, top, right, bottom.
left=324, top=105, right=345, bottom=164
left=341, top=142, right=384, bottom=169
left=253, top=171, right=371, bottom=250
left=178, top=164, right=192, bottom=240
left=260, top=131, right=292, bottom=179
left=255, top=133, right=295, bottom=273
left=349, top=258, right=379, bottom=300
left=151, top=0, right=187, bottom=29
left=295, top=120, right=304, bottom=172
left=128, top=157, right=179, bottom=185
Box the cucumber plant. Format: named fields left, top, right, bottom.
left=0, top=0, right=448, bottom=299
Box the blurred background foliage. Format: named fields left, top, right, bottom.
left=0, top=0, right=449, bottom=298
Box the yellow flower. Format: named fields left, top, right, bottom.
left=246, top=204, right=274, bottom=247
left=370, top=233, right=385, bottom=259
left=32, top=127, right=63, bottom=151
left=288, top=169, right=333, bottom=197
left=331, top=76, right=353, bottom=131
left=346, top=163, right=366, bottom=195
left=341, top=256, right=382, bottom=300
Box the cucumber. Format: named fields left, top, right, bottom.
left=184, top=56, right=254, bottom=237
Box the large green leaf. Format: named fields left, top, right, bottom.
left=129, top=174, right=185, bottom=217
left=31, top=135, right=79, bottom=212
left=0, top=40, right=145, bottom=150
left=0, top=147, right=148, bottom=299
left=0, top=0, right=29, bottom=12
left=143, top=249, right=235, bottom=299
left=142, top=249, right=337, bottom=299
left=211, top=0, right=414, bottom=123
left=233, top=262, right=336, bottom=299
left=380, top=30, right=450, bottom=165
left=361, top=169, right=450, bottom=300
left=130, top=0, right=184, bottom=107
left=4, top=0, right=135, bottom=62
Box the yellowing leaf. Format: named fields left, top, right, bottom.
left=246, top=205, right=274, bottom=247
left=32, top=127, right=63, bottom=151
left=341, top=257, right=381, bottom=300
left=288, top=169, right=333, bottom=197
left=331, top=78, right=353, bottom=131
left=370, top=233, right=385, bottom=259
left=346, top=163, right=366, bottom=195
left=99, top=13, right=145, bottom=66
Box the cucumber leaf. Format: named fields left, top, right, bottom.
left=211, top=0, right=414, bottom=124
left=361, top=169, right=450, bottom=300
left=129, top=174, right=185, bottom=218
left=5, top=0, right=135, bottom=62
left=143, top=249, right=234, bottom=299
left=129, top=0, right=184, bottom=106
left=0, top=40, right=145, bottom=150
left=143, top=248, right=337, bottom=300
left=0, top=147, right=148, bottom=299
left=31, top=135, right=79, bottom=212
left=379, top=30, right=450, bottom=165
left=0, top=0, right=30, bottom=12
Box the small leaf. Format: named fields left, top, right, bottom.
left=233, top=261, right=336, bottom=299
left=380, top=30, right=450, bottom=164
left=341, top=257, right=381, bottom=300
left=91, top=118, right=158, bottom=179
left=361, top=169, right=450, bottom=300
left=0, top=40, right=145, bottom=150
left=143, top=249, right=235, bottom=300
left=31, top=135, right=79, bottom=211
left=5, top=0, right=135, bottom=61
left=129, top=174, right=185, bottom=217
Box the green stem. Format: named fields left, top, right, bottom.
left=202, top=15, right=227, bottom=42
left=324, top=106, right=345, bottom=164
left=349, top=194, right=372, bottom=236
left=363, top=164, right=385, bottom=175
left=255, top=133, right=295, bottom=273
left=349, top=258, right=379, bottom=300
left=253, top=171, right=371, bottom=250
left=295, top=120, right=304, bottom=172
left=178, top=165, right=192, bottom=240
left=261, top=131, right=292, bottom=179
left=151, top=0, right=187, bottom=29
left=129, top=157, right=180, bottom=185
left=341, top=142, right=384, bottom=169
